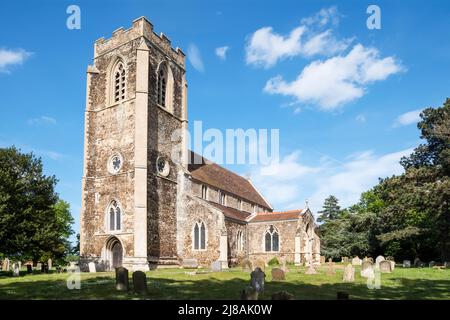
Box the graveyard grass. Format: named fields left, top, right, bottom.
left=1, top=264, right=450, bottom=300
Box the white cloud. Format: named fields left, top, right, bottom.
left=245, top=7, right=351, bottom=68
left=0, top=48, right=32, bottom=73
left=187, top=44, right=204, bottom=72
left=215, top=46, right=229, bottom=60
left=393, top=109, right=422, bottom=127
left=264, top=44, right=403, bottom=110
left=27, top=116, right=57, bottom=126
left=249, top=148, right=412, bottom=216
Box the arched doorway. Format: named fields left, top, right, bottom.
left=105, top=237, right=123, bottom=271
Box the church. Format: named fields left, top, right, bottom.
left=79, top=17, right=320, bottom=271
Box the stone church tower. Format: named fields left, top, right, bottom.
left=80, top=17, right=188, bottom=271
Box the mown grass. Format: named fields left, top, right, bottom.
left=0, top=264, right=449, bottom=300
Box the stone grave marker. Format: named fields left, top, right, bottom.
left=36, top=262, right=42, bottom=271
left=305, top=263, right=318, bottom=274
left=326, top=261, right=336, bottom=275
left=254, top=259, right=266, bottom=272
left=47, top=259, right=52, bottom=270
left=379, top=260, right=392, bottom=273
left=88, top=262, right=96, bottom=273
left=342, top=264, right=355, bottom=282
left=241, top=259, right=253, bottom=272
left=375, top=255, right=385, bottom=266
left=386, top=256, right=395, bottom=270
left=13, top=262, right=20, bottom=277
left=250, top=267, right=265, bottom=293
left=271, top=268, right=285, bottom=281
left=352, top=256, right=362, bottom=266
left=3, top=258, right=10, bottom=272
left=403, top=260, right=411, bottom=268
left=429, top=261, right=435, bottom=268
left=211, top=260, right=222, bottom=272
left=320, top=256, right=326, bottom=264
left=360, top=261, right=374, bottom=278
left=115, top=267, right=129, bottom=291
left=132, top=271, right=147, bottom=294
left=182, top=258, right=198, bottom=269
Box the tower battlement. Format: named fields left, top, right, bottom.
left=94, top=16, right=185, bottom=67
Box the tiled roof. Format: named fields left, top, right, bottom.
left=247, top=209, right=306, bottom=223
left=188, top=151, right=272, bottom=209
left=207, top=201, right=252, bottom=222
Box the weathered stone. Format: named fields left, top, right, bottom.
left=47, top=258, right=52, bottom=270
left=12, top=263, right=20, bottom=277
left=2, top=258, right=10, bottom=272
left=210, top=260, right=222, bottom=272
left=115, top=267, right=129, bottom=291
left=326, top=261, right=336, bottom=275
left=342, top=264, right=355, bottom=282
left=320, top=256, right=326, bottom=264
left=429, top=261, right=435, bottom=268
left=250, top=267, right=265, bottom=293
left=351, top=256, right=362, bottom=266
left=361, top=261, right=374, bottom=278
left=379, top=260, right=392, bottom=273
left=271, top=291, right=294, bottom=300
left=305, top=264, right=318, bottom=275
left=241, top=259, right=253, bottom=272
left=88, top=262, right=96, bottom=273
left=254, top=259, right=266, bottom=272
left=182, top=259, right=198, bottom=269
left=341, top=256, right=349, bottom=263
left=375, top=255, right=385, bottom=266
left=403, top=260, right=411, bottom=268
left=240, top=286, right=258, bottom=300
left=132, top=271, right=147, bottom=294
left=271, top=268, right=285, bottom=281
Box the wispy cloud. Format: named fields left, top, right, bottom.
left=187, top=43, right=205, bottom=72
left=356, top=114, right=366, bottom=123
left=0, top=48, right=32, bottom=73
left=215, top=46, right=229, bottom=60
left=245, top=7, right=351, bottom=68
left=264, top=44, right=403, bottom=110
left=393, top=109, right=422, bottom=127
left=27, top=116, right=57, bottom=126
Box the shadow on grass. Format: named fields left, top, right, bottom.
left=1, top=270, right=450, bottom=300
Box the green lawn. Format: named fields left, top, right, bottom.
left=1, top=264, right=449, bottom=300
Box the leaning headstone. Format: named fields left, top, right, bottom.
left=403, top=260, right=411, bottom=268
left=115, top=267, right=129, bottom=291
left=182, top=258, right=198, bottom=269
left=272, top=291, right=294, bottom=300
left=241, top=259, right=253, bottom=272
left=240, top=286, right=258, bottom=300
left=250, top=267, right=265, bottom=293
left=211, top=260, right=222, bottom=272
left=379, top=260, right=392, bottom=273
left=271, top=268, right=285, bottom=281
left=88, top=262, right=96, bottom=273
left=13, top=263, right=20, bottom=277
left=375, top=255, right=385, bottom=266
left=254, top=259, right=266, bottom=272
left=361, top=261, right=374, bottom=278
left=132, top=271, right=147, bottom=294
left=26, top=264, right=33, bottom=274
left=342, top=264, right=355, bottom=282
left=352, top=256, right=362, bottom=266
left=3, top=258, right=10, bottom=272
left=47, top=259, right=52, bottom=270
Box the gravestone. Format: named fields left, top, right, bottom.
left=211, top=260, right=222, bottom=272
left=342, top=264, right=355, bottom=282
left=240, top=286, right=258, bottom=300
left=47, top=259, right=52, bottom=270
left=241, top=259, right=253, bottom=272
left=271, top=291, right=294, bottom=300
left=320, top=256, right=326, bottom=264
left=386, top=256, right=395, bottom=270
left=326, top=261, right=336, bottom=275
left=403, top=260, right=411, bottom=268
left=328, top=258, right=332, bottom=263
left=352, top=256, right=362, bottom=266
left=305, top=263, right=318, bottom=274
left=250, top=267, right=265, bottom=293
left=115, top=267, right=129, bottom=291
left=26, top=264, right=33, bottom=274
left=361, top=261, right=374, bottom=278
left=429, top=261, right=435, bottom=268
left=132, top=271, right=147, bottom=294
left=341, top=257, right=349, bottom=263
left=36, top=262, right=42, bottom=271
left=3, top=258, right=10, bottom=272
left=366, top=257, right=374, bottom=264
left=280, top=258, right=289, bottom=272
left=182, top=258, right=198, bottom=269
left=88, top=262, right=96, bottom=273
left=13, top=262, right=20, bottom=277
left=254, top=259, right=266, bottom=272
left=379, top=260, right=392, bottom=273
left=271, top=268, right=285, bottom=281
left=375, top=256, right=385, bottom=267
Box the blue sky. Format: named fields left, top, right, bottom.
left=1, top=0, right=450, bottom=240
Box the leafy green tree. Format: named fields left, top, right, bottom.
left=0, top=147, right=74, bottom=263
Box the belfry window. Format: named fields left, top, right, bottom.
left=237, top=230, right=244, bottom=252
left=193, top=220, right=206, bottom=250
left=113, top=62, right=126, bottom=103
left=157, top=66, right=167, bottom=106
left=108, top=200, right=122, bottom=231
left=265, top=225, right=279, bottom=252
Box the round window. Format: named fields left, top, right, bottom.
left=156, top=157, right=170, bottom=177
left=108, top=153, right=123, bottom=174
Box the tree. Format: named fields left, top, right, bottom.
left=0, top=147, right=74, bottom=263
left=317, top=195, right=342, bottom=223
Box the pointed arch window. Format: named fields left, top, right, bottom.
left=237, top=230, right=244, bottom=252
left=156, top=62, right=174, bottom=112
left=157, top=66, right=167, bottom=106
left=265, top=225, right=279, bottom=252
left=112, top=61, right=126, bottom=103
left=107, top=200, right=122, bottom=231
left=193, top=220, right=206, bottom=250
